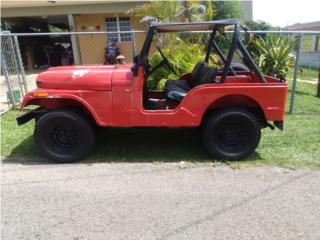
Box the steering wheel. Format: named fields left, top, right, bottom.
left=149, top=47, right=177, bottom=76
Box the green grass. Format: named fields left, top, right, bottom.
left=1, top=82, right=320, bottom=168
left=300, top=35, right=319, bottom=52
left=287, top=66, right=319, bottom=81
left=287, top=78, right=320, bottom=114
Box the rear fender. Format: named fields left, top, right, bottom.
left=202, top=94, right=267, bottom=125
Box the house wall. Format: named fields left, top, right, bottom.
left=76, top=13, right=148, bottom=64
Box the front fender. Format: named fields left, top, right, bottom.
left=20, top=89, right=113, bottom=126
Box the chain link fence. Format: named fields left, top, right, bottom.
left=4, top=31, right=145, bottom=70
left=245, top=31, right=320, bottom=114
left=1, top=32, right=28, bottom=111
left=0, top=30, right=145, bottom=112
left=1, top=30, right=319, bottom=114
left=287, top=33, right=320, bottom=114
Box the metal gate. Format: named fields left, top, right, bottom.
left=1, top=31, right=28, bottom=110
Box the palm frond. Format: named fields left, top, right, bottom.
left=251, top=35, right=297, bottom=79
left=139, top=16, right=159, bottom=24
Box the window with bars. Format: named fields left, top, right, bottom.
left=105, top=17, right=132, bottom=42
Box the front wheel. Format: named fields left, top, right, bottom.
left=202, top=108, right=261, bottom=160
left=34, top=109, right=95, bottom=163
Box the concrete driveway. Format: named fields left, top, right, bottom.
left=1, top=161, right=320, bottom=240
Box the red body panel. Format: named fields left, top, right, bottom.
left=36, top=64, right=133, bottom=91
left=21, top=65, right=288, bottom=127
left=22, top=89, right=113, bottom=125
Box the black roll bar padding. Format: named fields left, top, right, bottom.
left=139, top=27, right=155, bottom=63
left=211, top=40, right=226, bottom=64
left=211, top=40, right=237, bottom=76
left=220, top=24, right=239, bottom=83
left=237, top=40, right=267, bottom=83
left=206, top=28, right=237, bottom=76
left=205, top=28, right=217, bottom=63
left=134, top=27, right=155, bottom=76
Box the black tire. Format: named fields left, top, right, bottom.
left=202, top=108, right=261, bottom=160
left=34, top=109, right=95, bottom=163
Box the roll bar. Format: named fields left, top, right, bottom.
left=136, top=20, right=266, bottom=83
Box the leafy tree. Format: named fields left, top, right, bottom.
left=176, top=0, right=208, bottom=22
left=212, top=1, right=242, bottom=20
left=128, top=0, right=209, bottom=46
left=128, top=0, right=208, bottom=23
left=244, top=20, right=272, bottom=31
left=129, top=1, right=179, bottom=23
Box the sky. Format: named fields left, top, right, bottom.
left=253, top=0, right=320, bottom=27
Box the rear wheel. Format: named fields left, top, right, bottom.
left=202, top=108, right=261, bottom=160
left=34, top=109, right=95, bottom=163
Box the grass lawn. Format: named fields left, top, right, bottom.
left=300, top=35, right=320, bottom=52
left=1, top=82, right=320, bottom=168
left=287, top=66, right=319, bottom=82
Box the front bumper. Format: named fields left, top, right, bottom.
left=16, top=107, right=46, bottom=125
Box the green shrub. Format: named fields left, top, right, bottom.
left=251, top=35, right=297, bottom=79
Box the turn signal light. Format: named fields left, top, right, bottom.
left=34, top=92, right=48, bottom=97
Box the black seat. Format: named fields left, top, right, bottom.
left=165, top=62, right=217, bottom=102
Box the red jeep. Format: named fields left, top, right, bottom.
left=17, top=20, right=288, bottom=163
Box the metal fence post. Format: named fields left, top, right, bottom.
left=317, top=66, right=320, bottom=98
left=13, top=36, right=28, bottom=93
left=289, top=33, right=302, bottom=114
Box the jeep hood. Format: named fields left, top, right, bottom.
left=36, top=64, right=134, bottom=91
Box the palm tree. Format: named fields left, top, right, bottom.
left=128, top=0, right=209, bottom=24
left=175, top=1, right=208, bottom=22
left=128, top=0, right=211, bottom=47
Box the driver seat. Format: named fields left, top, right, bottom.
left=165, top=62, right=218, bottom=102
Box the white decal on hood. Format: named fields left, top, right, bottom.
left=72, top=70, right=89, bottom=78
